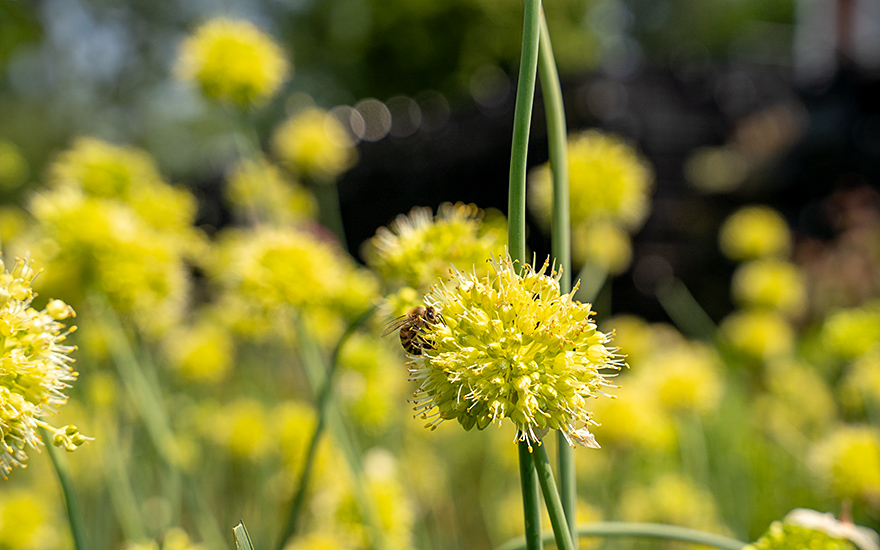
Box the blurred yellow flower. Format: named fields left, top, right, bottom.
left=719, top=206, right=791, bottom=261
left=571, top=219, right=633, bottom=274
left=176, top=17, right=289, bottom=108
left=0, top=489, right=66, bottom=550
left=720, top=309, right=795, bottom=362
left=0, top=258, right=88, bottom=477
left=822, top=303, right=880, bottom=360
left=163, top=317, right=235, bottom=384
left=273, top=107, right=357, bottom=181
left=841, top=348, right=880, bottom=413
left=226, top=155, right=317, bottom=224
left=641, top=341, right=724, bottom=416
left=338, top=332, right=405, bottom=432
left=126, top=528, right=208, bottom=550
left=283, top=532, right=358, bottom=550
left=810, top=425, right=880, bottom=505
left=363, top=202, right=507, bottom=292
left=589, top=381, right=677, bottom=452
left=619, top=473, right=728, bottom=533
left=49, top=137, right=164, bottom=199
left=201, top=399, right=271, bottom=461
left=731, top=259, right=807, bottom=317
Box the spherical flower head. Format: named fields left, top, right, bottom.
left=176, top=17, right=289, bottom=108
left=571, top=219, right=633, bottom=274
left=364, top=202, right=508, bottom=292
left=226, top=155, right=317, bottom=224
left=747, top=509, right=879, bottom=550
left=642, top=341, right=723, bottom=416
left=529, top=130, right=654, bottom=233
left=589, top=381, right=676, bottom=451
left=731, top=259, right=807, bottom=317
left=810, top=425, right=880, bottom=505
left=272, top=107, right=357, bottom=181
left=409, top=254, right=622, bottom=450
left=0, top=258, right=89, bottom=477
left=720, top=308, right=795, bottom=362
left=163, top=318, right=234, bottom=384
left=822, top=304, right=880, bottom=360
left=841, top=349, right=880, bottom=413
left=719, top=205, right=791, bottom=261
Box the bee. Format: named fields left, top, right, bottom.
left=382, top=306, right=442, bottom=355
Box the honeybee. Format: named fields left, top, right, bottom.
left=382, top=306, right=442, bottom=355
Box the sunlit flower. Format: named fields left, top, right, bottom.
left=719, top=206, right=791, bottom=261
left=720, top=309, right=795, bottom=362
left=162, top=317, right=234, bottom=384
left=731, top=259, right=807, bottom=317
left=226, top=155, right=317, bottom=224
left=641, top=341, right=724, bottom=416
left=0, top=258, right=88, bottom=477
left=363, top=202, right=507, bottom=292
left=810, top=424, right=880, bottom=505
left=529, top=130, right=653, bottom=249
left=409, top=254, right=622, bottom=449
left=0, top=489, right=66, bottom=549
left=589, top=381, right=676, bottom=452
left=747, top=509, right=879, bottom=550
left=272, top=107, right=357, bottom=181
left=822, top=303, right=880, bottom=360
left=200, top=399, right=271, bottom=461
left=176, top=17, right=289, bottom=108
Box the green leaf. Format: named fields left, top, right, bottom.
left=233, top=522, right=255, bottom=550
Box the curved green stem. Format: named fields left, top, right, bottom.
left=40, top=426, right=90, bottom=550
left=276, top=307, right=376, bottom=550
left=495, top=521, right=749, bottom=550
left=508, top=0, right=543, bottom=265
left=655, top=278, right=717, bottom=340
left=532, top=445, right=574, bottom=550
left=518, top=441, right=543, bottom=550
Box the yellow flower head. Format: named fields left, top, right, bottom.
left=746, top=510, right=870, bottom=550
left=731, top=259, right=807, bottom=317
left=720, top=309, right=795, bottom=362
left=163, top=317, right=234, bottom=384
left=642, top=341, right=724, bottom=415
left=810, top=424, right=880, bottom=504
left=272, top=107, right=357, bottom=181
left=719, top=206, right=791, bottom=261
left=176, top=17, right=289, bottom=108
left=364, top=202, right=508, bottom=292
left=0, top=258, right=88, bottom=477
left=226, top=155, right=317, bottom=224
left=589, top=381, right=677, bottom=451
left=0, top=489, right=65, bottom=549
left=841, top=349, right=880, bottom=413
left=409, top=254, right=622, bottom=449
left=571, top=220, right=633, bottom=274
left=761, top=359, right=836, bottom=439
left=529, top=130, right=654, bottom=233
left=822, top=303, right=880, bottom=360
left=49, top=137, right=164, bottom=198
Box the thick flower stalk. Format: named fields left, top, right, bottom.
left=0, top=258, right=87, bottom=478
left=409, top=254, right=621, bottom=449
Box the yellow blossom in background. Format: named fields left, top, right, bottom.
left=162, top=317, right=235, bottom=384
left=619, top=473, right=728, bottom=533
left=363, top=202, right=507, bottom=292
left=746, top=510, right=871, bottom=550
left=821, top=303, right=880, bottom=360
left=731, top=259, right=807, bottom=317
left=760, top=360, right=837, bottom=442
left=0, top=140, right=29, bottom=190
left=226, top=155, right=317, bottom=224
left=0, top=489, right=66, bottom=550
left=176, top=17, right=289, bottom=108
left=640, top=341, right=724, bottom=416
left=720, top=309, right=795, bottom=362
left=0, top=206, right=29, bottom=246
left=199, top=399, right=271, bottom=461
left=338, top=332, right=406, bottom=432
left=810, top=424, right=880, bottom=505
left=0, top=258, right=88, bottom=477
left=841, top=349, right=880, bottom=413
left=719, top=205, right=791, bottom=261
left=590, top=381, right=677, bottom=452
left=411, top=255, right=621, bottom=448
left=210, top=226, right=377, bottom=339
left=683, top=146, right=750, bottom=194
left=571, top=219, right=633, bottom=274
left=273, top=107, right=357, bottom=181
left=49, top=137, right=164, bottom=199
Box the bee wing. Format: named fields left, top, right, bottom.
left=381, top=315, right=410, bottom=337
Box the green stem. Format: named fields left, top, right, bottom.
left=101, top=419, right=148, bottom=542
left=40, top=426, right=90, bottom=550
left=532, top=445, right=575, bottom=550
left=276, top=307, right=376, bottom=550
left=508, top=0, right=543, bottom=265
left=495, top=522, right=748, bottom=550
left=536, top=13, right=578, bottom=548
left=655, top=278, right=717, bottom=340
left=518, top=441, right=543, bottom=550
left=293, top=314, right=388, bottom=550
left=311, top=179, right=348, bottom=249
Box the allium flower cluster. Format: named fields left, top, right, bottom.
left=272, top=107, right=357, bottom=181
left=746, top=509, right=879, bottom=550
left=176, top=18, right=289, bottom=108
left=409, top=254, right=621, bottom=449
left=0, top=258, right=87, bottom=477
left=719, top=205, right=791, bottom=261
left=364, top=202, right=507, bottom=294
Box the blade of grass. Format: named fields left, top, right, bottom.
left=656, top=278, right=717, bottom=340
left=234, top=521, right=256, bottom=550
